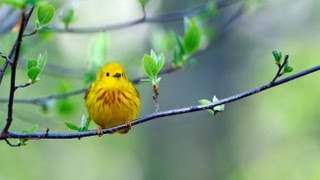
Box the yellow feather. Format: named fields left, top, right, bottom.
left=84, top=62, right=140, bottom=134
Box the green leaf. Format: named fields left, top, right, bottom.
left=212, top=96, right=225, bottom=114
left=64, top=122, right=80, bottom=131
left=199, top=99, right=212, bottom=105
left=199, top=99, right=214, bottom=115
left=205, top=1, right=217, bottom=16
left=4, top=0, right=26, bottom=9
left=56, top=81, right=75, bottom=115
left=272, top=50, right=282, bottom=63
left=22, top=124, right=39, bottom=133
left=90, top=33, right=108, bottom=67
left=138, top=0, right=149, bottom=6
left=156, top=53, right=165, bottom=74
left=59, top=6, right=75, bottom=25
left=37, top=4, right=55, bottom=26
left=27, top=59, right=37, bottom=70
left=174, top=32, right=186, bottom=55
left=153, top=77, right=161, bottom=86
left=37, top=51, right=47, bottom=72
left=84, top=68, right=98, bottom=84
left=56, top=99, right=74, bottom=116
left=142, top=54, right=157, bottom=79
left=183, top=18, right=201, bottom=53
left=284, top=65, right=293, bottom=73
left=19, top=124, right=39, bottom=145
left=79, top=115, right=91, bottom=131
left=27, top=67, right=41, bottom=81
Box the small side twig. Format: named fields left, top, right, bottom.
left=0, top=52, right=13, bottom=65
left=23, top=28, right=38, bottom=37
left=152, top=85, right=160, bottom=112
left=4, top=139, right=21, bottom=147
left=271, top=54, right=289, bottom=83
left=15, top=81, right=33, bottom=90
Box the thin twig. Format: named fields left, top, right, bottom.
left=0, top=7, right=35, bottom=86
left=271, top=55, right=289, bottom=83
left=0, top=64, right=319, bottom=140
left=0, top=1, right=246, bottom=105
left=52, top=0, right=241, bottom=33
left=23, top=28, right=38, bottom=37
left=15, top=81, right=33, bottom=90
left=4, top=139, right=21, bottom=147
left=1, top=7, right=35, bottom=135
left=0, top=66, right=180, bottom=104
left=0, top=52, right=13, bottom=64
left=152, top=84, right=160, bottom=112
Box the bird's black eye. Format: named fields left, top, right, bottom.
left=121, top=73, right=124, bottom=76
left=106, top=72, right=110, bottom=77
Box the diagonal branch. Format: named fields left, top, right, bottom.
left=0, top=64, right=319, bottom=140
left=0, top=2, right=246, bottom=105
left=0, top=66, right=179, bottom=105
left=52, top=0, right=242, bottom=33
left=0, top=7, right=35, bottom=86
left=1, top=7, right=35, bottom=135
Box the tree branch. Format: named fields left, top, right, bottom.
left=0, top=64, right=319, bottom=140
left=1, top=7, right=35, bottom=135
left=0, top=66, right=179, bottom=105
left=52, top=0, right=241, bottom=33
left=0, top=7, right=35, bottom=86
left=0, top=4, right=245, bottom=105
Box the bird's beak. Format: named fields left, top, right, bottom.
left=113, top=73, right=121, bottom=78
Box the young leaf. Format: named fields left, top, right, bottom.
left=272, top=50, right=282, bottom=63
left=205, top=1, right=217, bottom=16
left=183, top=19, right=201, bottom=53
left=59, top=6, right=75, bottom=26
left=37, top=51, right=47, bottom=72
left=3, top=0, right=26, bottom=9
left=22, top=124, right=39, bottom=133
left=64, top=122, right=80, bottom=131
left=199, top=99, right=214, bottom=115
left=138, top=0, right=149, bottom=6
left=174, top=32, right=186, bottom=55
left=27, top=59, right=37, bottom=70
left=199, top=99, right=212, bottom=105
left=27, top=67, right=41, bottom=81
left=90, top=33, right=108, bottom=67
left=284, top=65, right=293, bottom=73
left=37, top=4, right=55, bottom=26
left=79, top=115, right=91, bottom=131
left=142, top=54, right=157, bottom=79
left=156, top=53, right=165, bottom=74
left=212, top=96, right=225, bottom=114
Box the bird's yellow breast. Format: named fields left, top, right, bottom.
left=85, top=81, right=140, bottom=133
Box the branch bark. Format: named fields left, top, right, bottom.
left=52, top=0, right=242, bottom=33
left=1, top=7, right=35, bottom=135
left=0, top=64, right=319, bottom=140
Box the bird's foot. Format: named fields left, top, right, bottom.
left=124, top=121, right=132, bottom=131
left=97, top=126, right=103, bottom=137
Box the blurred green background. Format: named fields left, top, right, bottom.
left=0, top=0, right=320, bottom=179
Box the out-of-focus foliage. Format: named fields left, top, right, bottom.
left=0, top=0, right=319, bottom=179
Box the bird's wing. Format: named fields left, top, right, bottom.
left=84, top=84, right=92, bottom=100
left=134, top=85, right=140, bottom=98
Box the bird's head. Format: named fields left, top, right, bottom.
left=96, top=62, right=128, bottom=84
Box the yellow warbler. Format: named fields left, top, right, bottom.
left=84, top=62, right=140, bottom=135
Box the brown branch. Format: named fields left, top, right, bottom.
left=1, top=7, right=35, bottom=135
left=0, top=64, right=318, bottom=140
left=0, top=2, right=246, bottom=105
left=52, top=0, right=242, bottom=33
left=0, top=7, right=34, bottom=86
